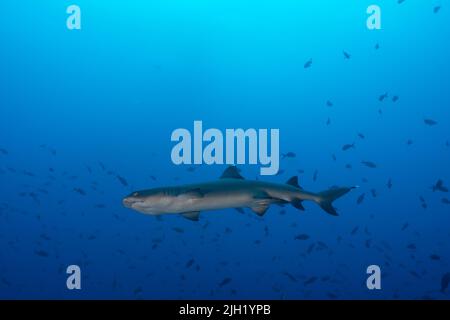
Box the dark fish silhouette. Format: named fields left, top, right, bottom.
left=313, top=170, right=318, bottom=182
left=117, top=175, right=128, bottom=187
left=295, top=234, right=310, bottom=240
left=378, top=93, right=388, bottom=101
left=361, top=161, right=377, bottom=168
left=370, top=189, right=377, bottom=198
left=172, top=227, right=184, bottom=233
left=185, top=259, right=195, bottom=268
left=304, top=58, right=312, bottom=69
left=343, top=51, right=351, bottom=59
left=398, top=0, right=405, bottom=4
left=304, top=276, right=318, bottom=285
left=73, top=188, right=86, bottom=196
left=342, top=143, right=355, bottom=151
left=35, top=250, right=49, bottom=257
left=282, top=272, right=297, bottom=282
left=430, top=254, right=441, bottom=261
left=0, top=148, right=8, bottom=155
left=326, top=117, right=331, bottom=126
left=326, top=100, right=333, bottom=107
left=392, top=95, right=399, bottom=102
left=282, top=152, right=296, bottom=159
left=431, top=180, right=448, bottom=192
left=356, top=193, right=365, bottom=204
left=357, top=133, right=365, bottom=139
left=374, top=43, right=380, bottom=50
left=401, top=223, right=409, bottom=231
left=434, top=6, right=441, bottom=13
left=441, top=273, right=450, bottom=292
left=407, top=244, right=416, bottom=250
left=406, top=139, right=413, bottom=145
left=424, top=118, right=437, bottom=126
left=351, top=226, right=358, bottom=235
left=441, top=198, right=450, bottom=205
left=332, top=154, right=337, bottom=161
left=387, top=178, right=393, bottom=189
left=219, top=277, right=232, bottom=287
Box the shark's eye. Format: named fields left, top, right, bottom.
left=133, top=192, right=139, bottom=197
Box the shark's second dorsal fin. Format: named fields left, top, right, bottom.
left=286, top=176, right=301, bottom=189
left=220, top=166, right=245, bottom=180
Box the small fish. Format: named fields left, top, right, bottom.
left=73, top=188, right=86, bottom=196
left=431, top=179, right=448, bottom=192
left=356, top=193, right=365, bottom=205
left=407, top=244, right=416, bottom=250
left=441, top=273, right=450, bottom=292
left=401, top=223, right=409, bottom=231
left=357, top=133, right=365, bottom=139
left=35, top=250, right=49, bottom=257
left=326, top=117, right=331, bottom=126
left=282, top=272, right=297, bottom=282
left=343, top=51, right=351, bottom=59
left=434, top=6, right=441, bottom=14
left=304, top=58, right=313, bottom=69
left=313, top=170, right=318, bottom=182
left=406, top=139, right=413, bottom=145
left=172, top=227, right=184, bottom=233
left=331, top=154, right=337, bottom=161
left=424, top=118, right=437, bottom=126
left=219, top=277, right=232, bottom=287
left=441, top=198, right=450, bottom=205
left=430, top=254, right=441, bottom=261
left=326, top=100, right=333, bottom=107
left=342, top=143, right=355, bottom=151
left=361, top=161, right=377, bottom=168
left=150, top=175, right=157, bottom=181
left=94, top=204, right=106, bottom=209
left=282, top=152, right=296, bottom=159
left=378, top=93, right=388, bottom=102
left=186, top=259, right=195, bottom=268
left=0, top=148, right=8, bottom=155
left=370, top=189, right=377, bottom=198
left=392, top=95, right=399, bottom=102
left=295, top=234, right=310, bottom=240
left=345, top=164, right=352, bottom=169
left=374, top=43, right=380, bottom=50
left=351, top=226, right=359, bottom=235
left=304, top=276, right=318, bottom=285
left=398, top=0, right=405, bottom=4
left=116, top=175, right=128, bottom=187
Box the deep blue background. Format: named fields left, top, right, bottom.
left=0, top=0, right=449, bottom=299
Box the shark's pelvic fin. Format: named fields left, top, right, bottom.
left=251, top=204, right=270, bottom=216
left=220, top=166, right=245, bottom=180
left=181, top=211, right=200, bottom=221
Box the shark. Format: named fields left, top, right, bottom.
left=122, top=166, right=355, bottom=221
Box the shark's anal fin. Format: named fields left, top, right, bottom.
left=220, top=166, right=245, bottom=180
left=181, top=211, right=200, bottom=221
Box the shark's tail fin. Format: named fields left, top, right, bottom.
left=315, top=187, right=355, bottom=216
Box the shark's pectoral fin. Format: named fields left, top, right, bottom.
left=291, top=199, right=305, bottom=211
left=181, top=211, right=200, bottom=221
left=250, top=191, right=277, bottom=216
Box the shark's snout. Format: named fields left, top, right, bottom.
left=122, top=197, right=137, bottom=208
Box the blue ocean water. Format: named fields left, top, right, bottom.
left=1, top=0, right=449, bottom=299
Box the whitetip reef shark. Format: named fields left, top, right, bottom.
left=122, top=166, right=355, bottom=221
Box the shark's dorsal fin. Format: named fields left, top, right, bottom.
left=220, top=166, right=245, bottom=180
left=181, top=211, right=200, bottom=221
left=286, top=176, right=301, bottom=189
